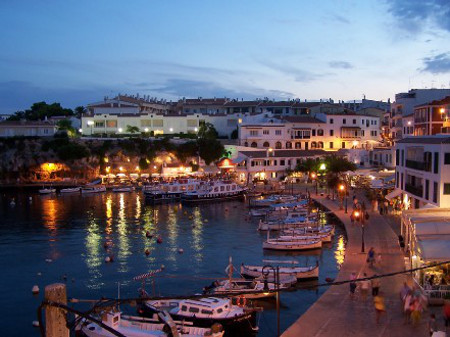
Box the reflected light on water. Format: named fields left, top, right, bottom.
left=117, top=193, right=130, bottom=272
left=334, top=235, right=346, bottom=268
left=105, top=195, right=113, bottom=235
left=85, top=210, right=104, bottom=289
left=166, top=206, right=178, bottom=263
left=135, top=194, right=141, bottom=221
left=42, top=197, right=58, bottom=237
left=191, top=207, right=203, bottom=263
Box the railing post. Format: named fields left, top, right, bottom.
left=45, top=283, right=69, bottom=337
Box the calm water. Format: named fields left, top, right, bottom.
left=0, top=192, right=346, bottom=337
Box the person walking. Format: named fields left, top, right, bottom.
left=349, top=272, right=357, bottom=300
left=428, top=314, right=437, bottom=336
left=367, top=247, right=376, bottom=268
left=371, top=275, right=380, bottom=296
left=376, top=253, right=382, bottom=266
left=410, top=296, right=423, bottom=326
left=374, top=292, right=386, bottom=324
left=403, top=290, right=412, bottom=324
left=360, top=273, right=370, bottom=303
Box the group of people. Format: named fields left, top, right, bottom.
left=400, top=282, right=428, bottom=326
left=349, top=272, right=384, bottom=323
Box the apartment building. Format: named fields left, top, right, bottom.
left=238, top=113, right=381, bottom=151
left=395, top=136, right=450, bottom=209
left=413, top=96, right=450, bottom=136
left=0, top=120, right=57, bottom=137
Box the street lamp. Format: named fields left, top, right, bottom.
left=338, top=184, right=345, bottom=210
left=310, top=172, right=318, bottom=195
left=353, top=210, right=365, bottom=253
left=262, top=265, right=280, bottom=337
left=87, top=120, right=94, bottom=135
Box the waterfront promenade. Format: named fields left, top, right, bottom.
left=282, top=189, right=430, bottom=337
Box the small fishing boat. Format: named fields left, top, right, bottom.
left=39, top=187, right=56, bottom=194
left=263, top=232, right=322, bottom=251
left=60, top=187, right=81, bottom=194
left=240, top=261, right=319, bottom=280
left=203, top=278, right=289, bottom=299
left=78, top=310, right=224, bottom=337
left=81, top=185, right=106, bottom=194
left=139, top=297, right=258, bottom=336
left=249, top=195, right=300, bottom=208
left=278, top=231, right=332, bottom=243
left=112, top=186, right=134, bottom=192
left=257, top=217, right=316, bottom=231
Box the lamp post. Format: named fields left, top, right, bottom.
left=310, top=172, right=318, bottom=195
left=353, top=210, right=365, bottom=253
left=87, top=120, right=94, bottom=135
left=338, top=183, right=345, bottom=210
left=262, top=265, right=280, bottom=337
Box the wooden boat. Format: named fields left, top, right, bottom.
left=278, top=232, right=332, bottom=243
left=263, top=231, right=322, bottom=251
left=60, top=187, right=81, bottom=194
left=249, top=195, right=300, bottom=207
left=240, top=261, right=319, bottom=280
left=139, top=296, right=258, bottom=336
left=203, top=278, right=289, bottom=299
left=257, top=217, right=316, bottom=231
left=81, top=185, right=106, bottom=194
left=39, top=187, right=56, bottom=194
left=78, top=310, right=224, bottom=337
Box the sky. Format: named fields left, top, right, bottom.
left=0, top=0, right=450, bottom=113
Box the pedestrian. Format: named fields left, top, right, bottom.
left=374, top=292, right=386, bottom=324
left=403, top=290, right=412, bottom=324
left=428, top=314, right=437, bottom=336
left=384, top=200, right=389, bottom=214
left=367, top=247, right=375, bottom=268
left=399, top=282, right=411, bottom=302
left=444, top=299, right=450, bottom=330
left=349, top=272, right=357, bottom=300
left=376, top=253, right=382, bottom=266
left=371, top=275, right=380, bottom=296
left=410, top=297, right=423, bottom=326
left=360, top=273, right=370, bottom=303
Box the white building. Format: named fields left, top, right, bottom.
left=394, top=135, right=450, bottom=209
left=238, top=113, right=381, bottom=151
left=0, top=120, right=57, bottom=137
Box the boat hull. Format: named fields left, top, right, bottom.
left=263, top=240, right=322, bottom=251
left=144, top=192, right=184, bottom=203
left=241, top=264, right=319, bottom=280
left=181, top=190, right=246, bottom=203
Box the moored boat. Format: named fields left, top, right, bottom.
left=81, top=185, right=106, bottom=194
left=39, top=187, right=56, bottom=194
left=60, top=187, right=81, bottom=194
left=143, top=179, right=200, bottom=203
left=112, top=186, right=135, bottom=192
left=181, top=181, right=246, bottom=203
left=78, top=310, right=225, bottom=337
left=240, top=262, right=319, bottom=280
left=203, top=278, right=289, bottom=299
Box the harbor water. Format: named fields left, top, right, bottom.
left=0, top=192, right=346, bottom=336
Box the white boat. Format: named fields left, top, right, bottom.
left=278, top=231, right=332, bottom=243
left=240, top=262, right=319, bottom=280
left=39, top=187, right=56, bottom=194
left=249, top=195, right=300, bottom=207
left=112, top=186, right=134, bottom=192
left=60, top=187, right=81, bottom=194
left=263, top=232, right=322, bottom=251
left=181, top=180, right=246, bottom=203
left=79, top=310, right=224, bottom=337
left=257, top=216, right=317, bottom=231
left=203, top=278, right=288, bottom=299
left=81, top=185, right=106, bottom=194
left=143, top=179, right=200, bottom=202
left=140, top=297, right=257, bottom=336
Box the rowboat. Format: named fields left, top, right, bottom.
left=60, top=187, right=81, bottom=194
left=263, top=232, right=322, bottom=251
left=112, top=186, right=134, bottom=192
left=39, top=187, right=56, bottom=194
left=240, top=261, right=319, bottom=280
left=81, top=185, right=106, bottom=194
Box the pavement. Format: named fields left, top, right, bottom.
left=281, top=187, right=438, bottom=337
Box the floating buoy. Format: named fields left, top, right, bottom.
left=157, top=236, right=163, bottom=244
left=204, top=219, right=208, bottom=223
left=32, top=285, right=39, bottom=294
left=145, top=231, right=152, bottom=238
left=32, top=321, right=40, bottom=328
left=37, top=272, right=42, bottom=276
left=45, top=259, right=53, bottom=263
left=178, top=248, right=184, bottom=254
left=105, top=256, right=111, bottom=263
left=160, top=264, right=165, bottom=270
left=188, top=216, right=193, bottom=220
left=145, top=249, right=150, bottom=256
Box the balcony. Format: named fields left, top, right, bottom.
left=405, top=183, right=423, bottom=197
left=405, top=159, right=431, bottom=172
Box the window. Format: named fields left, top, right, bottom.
left=445, top=153, right=450, bottom=164
left=251, top=142, right=257, bottom=147
left=362, top=119, right=365, bottom=125
left=201, top=309, right=213, bottom=315
left=425, top=179, right=429, bottom=200
left=280, top=160, right=285, bottom=165
left=250, top=130, right=258, bottom=136
left=312, top=129, right=316, bottom=136
left=401, top=150, right=404, bottom=166
left=401, top=173, right=404, bottom=189
left=263, top=130, right=269, bottom=135
left=94, top=121, right=104, bottom=128
left=275, top=130, right=282, bottom=135
left=330, top=118, right=334, bottom=124
left=107, top=120, right=117, bottom=127
left=187, top=119, right=197, bottom=127
left=189, top=307, right=200, bottom=313
left=444, top=184, right=450, bottom=195
left=353, top=119, right=356, bottom=124
left=434, top=152, right=439, bottom=174
left=396, top=172, right=399, bottom=188
left=342, top=142, right=345, bottom=149
left=295, top=142, right=301, bottom=149
left=396, top=149, right=399, bottom=165
left=318, top=141, right=324, bottom=148
left=433, top=182, right=438, bottom=203
left=311, top=141, right=317, bottom=149
left=343, top=119, right=346, bottom=124
left=317, top=129, right=324, bottom=136
left=153, top=119, right=163, bottom=127
left=286, top=141, right=292, bottom=149
left=263, top=141, right=270, bottom=147
left=275, top=141, right=282, bottom=149
left=244, top=142, right=248, bottom=147
left=330, top=130, right=334, bottom=136
left=181, top=305, right=187, bottom=311
left=330, top=142, right=334, bottom=149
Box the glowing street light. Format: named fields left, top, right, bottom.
left=319, top=163, right=326, bottom=171
left=87, top=120, right=94, bottom=135
left=194, top=127, right=198, bottom=132
left=169, top=128, right=174, bottom=132
left=144, top=127, right=149, bottom=132
left=118, top=128, right=123, bottom=133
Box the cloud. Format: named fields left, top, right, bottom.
left=331, top=14, right=350, bottom=25
left=386, top=0, right=450, bottom=33
left=329, top=61, right=353, bottom=69
left=421, top=53, right=450, bottom=74
left=258, top=60, right=325, bottom=83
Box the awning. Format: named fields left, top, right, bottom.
left=417, top=239, right=450, bottom=262
left=415, top=221, right=450, bottom=236
left=385, top=189, right=402, bottom=201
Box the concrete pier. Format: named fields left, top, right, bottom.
left=282, top=191, right=430, bottom=337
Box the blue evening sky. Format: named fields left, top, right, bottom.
left=0, top=0, right=449, bottom=113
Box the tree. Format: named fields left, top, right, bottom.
left=126, top=125, right=140, bottom=134
left=74, top=106, right=87, bottom=118
left=294, top=158, right=319, bottom=175
left=8, top=102, right=73, bottom=121
left=197, top=122, right=224, bottom=165
left=197, top=122, right=218, bottom=141
left=139, top=157, right=149, bottom=170
left=56, top=119, right=76, bottom=137
left=324, top=155, right=357, bottom=177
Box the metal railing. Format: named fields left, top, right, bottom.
left=405, top=183, right=423, bottom=197
left=405, top=159, right=431, bottom=171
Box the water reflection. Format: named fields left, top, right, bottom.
left=117, top=193, right=130, bottom=272
left=334, top=235, right=346, bottom=268
left=191, top=207, right=203, bottom=264
left=85, top=209, right=103, bottom=289
left=166, top=205, right=179, bottom=264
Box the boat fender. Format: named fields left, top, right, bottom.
left=178, top=248, right=184, bottom=254
left=32, top=321, right=40, bottom=327
left=32, top=285, right=39, bottom=294
left=237, top=295, right=246, bottom=307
